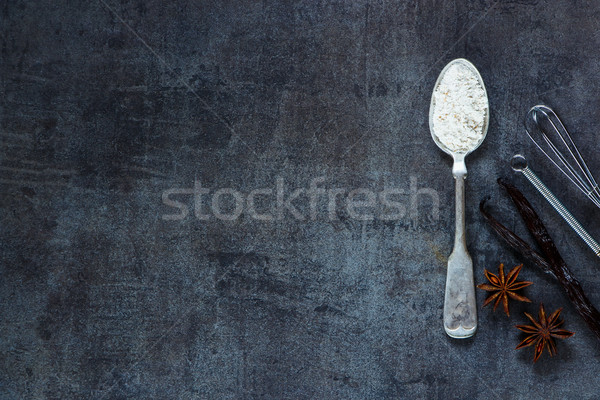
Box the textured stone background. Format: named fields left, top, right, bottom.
left=2, top=1, right=600, bottom=399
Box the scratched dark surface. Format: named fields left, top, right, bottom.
left=3, top=1, right=600, bottom=399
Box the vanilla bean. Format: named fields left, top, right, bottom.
left=480, top=179, right=600, bottom=342
left=479, top=197, right=555, bottom=278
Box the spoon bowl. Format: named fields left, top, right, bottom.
left=429, top=58, right=490, bottom=159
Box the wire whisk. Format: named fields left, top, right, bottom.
left=525, top=105, right=600, bottom=208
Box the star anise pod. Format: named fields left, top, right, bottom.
left=515, top=303, right=574, bottom=362
left=477, top=263, right=532, bottom=316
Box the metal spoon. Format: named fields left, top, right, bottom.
left=429, top=59, right=490, bottom=338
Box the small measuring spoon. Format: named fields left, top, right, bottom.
left=429, top=59, right=489, bottom=338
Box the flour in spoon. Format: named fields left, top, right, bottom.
left=431, top=63, right=488, bottom=153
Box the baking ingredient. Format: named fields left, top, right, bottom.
left=515, top=303, right=574, bottom=363
left=431, top=63, right=488, bottom=153
left=477, top=263, right=532, bottom=317
left=479, top=198, right=555, bottom=278
left=480, top=178, right=600, bottom=342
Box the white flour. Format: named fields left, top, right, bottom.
left=431, top=63, right=488, bottom=153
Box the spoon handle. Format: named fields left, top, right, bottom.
left=443, top=168, right=477, bottom=338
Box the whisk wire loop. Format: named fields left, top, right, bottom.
left=525, top=105, right=600, bottom=208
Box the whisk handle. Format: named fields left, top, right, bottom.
left=520, top=166, right=600, bottom=257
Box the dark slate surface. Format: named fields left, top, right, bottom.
left=2, top=1, right=600, bottom=399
